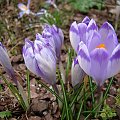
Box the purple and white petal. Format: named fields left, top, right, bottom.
left=103, top=33, right=118, bottom=55
left=99, top=22, right=118, bottom=43
left=87, top=19, right=98, bottom=31
left=86, top=19, right=98, bottom=44
left=106, top=44, right=120, bottom=78
left=82, top=16, right=90, bottom=25
left=77, top=41, right=91, bottom=75
left=0, top=43, right=16, bottom=84
left=27, top=0, right=31, bottom=9
left=90, top=48, right=109, bottom=86
left=18, top=3, right=27, bottom=11
left=23, top=40, right=43, bottom=77
left=42, top=24, right=64, bottom=59
left=35, top=46, right=56, bottom=85
left=71, top=57, right=85, bottom=86
left=77, top=23, right=87, bottom=44
left=18, top=11, right=25, bottom=18
left=87, top=31, right=101, bottom=53
left=70, top=21, right=80, bottom=52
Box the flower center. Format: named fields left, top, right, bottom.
left=96, top=44, right=106, bottom=49
left=21, top=5, right=28, bottom=11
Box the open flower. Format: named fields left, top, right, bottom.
left=18, top=0, right=31, bottom=18
left=0, top=42, right=17, bottom=84
left=42, top=24, right=64, bottom=59
left=74, top=17, right=120, bottom=86
left=18, top=0, right=47, bottom=18
left=71, top=57, right=85, bottom=87
left=23, top=35, right=56, bottom=85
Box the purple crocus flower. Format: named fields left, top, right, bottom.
left=70, top=17, right=120, bottom=86
left=18, top=0, right=31, bottom=18
left=0, top=42, right=17, bottom=84
left=70, top=16, right=91, bottom=52
left=42, top=24, right=64, bottom=59
left=23, top=35, right=56, bottom=85
left=71, top=57, right=85, bottom=87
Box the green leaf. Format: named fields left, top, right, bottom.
left=68, top=0, right=104, bottom=13
left=0, top=111, right=12, bottom=118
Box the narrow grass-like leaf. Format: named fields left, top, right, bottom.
left=70, top=83, right=83, bottom=107
left=26, top=70, right=30, bottom=104
left=84, top=77, right=113, bottom=120
left=60, top=79, right=70, bottom=120
left=2, top=75, right=27, bottom=110
left=76, top=101, right=84, bottom=120
left=17, top=82, right=29, bottom=110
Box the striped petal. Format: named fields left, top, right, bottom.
left=106, top=44, right=120, bottom=78
left=82, top=16, right=90, bottom=25
left=70, top=21, right=80, bottom=52
left=77, top=41, right=91, bottom=75
left=99, top=22, right=118, bottom=43
left=71, top=57, right=85, bottom=86
left=0, top=43, right=17, bottom=84
left=90, top=48, right=109, bottom=86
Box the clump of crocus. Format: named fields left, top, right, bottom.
left=23, top=36, right=57, bottom=85
left=70, top=16, right=120, bottom=86
left=0, top=42, right=17, bottom=85
left=42, top=24, right=64, bottom=59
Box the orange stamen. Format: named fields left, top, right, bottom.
left=96, top=44, right=106, bottom=49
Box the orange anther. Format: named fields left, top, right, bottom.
left=96, top=44, right=106, bottom=49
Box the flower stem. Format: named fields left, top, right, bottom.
left=84, top=77, right=113, bottom=120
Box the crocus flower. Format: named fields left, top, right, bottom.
left=42, top=24, right=64, bottom=59
left=71, top=17, right=120, bottom=86
left=70, top=16, right=91, bottom=52
left=71, top=57, right=85, bottom=87
left=18, top=0, right=38, bottom=18
left=23, top=35, right=56, bottom=85
left=0, top=42, right=17, bottom=84
left=18, top=0, right=31, bottom=18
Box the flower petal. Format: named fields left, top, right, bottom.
left=70, top=21, right=80, bottom=52
left=106, top=44, right=120, bottom=78
left=99, top=22, right=118, bottom=43
left=27, top=0, right=31, bottom=8
left=35, top=46, right=56, bottom=85
left=78, top=23, right=87, bottom=44
left=71, top=57, right=85, bottom=86
left=18, top=3, right=28, bottom=11
left=87, top=19, right=98, bottom=32
left=77, top=41, right=91, bottom=75
left=42, top=24, right=64, bottom=59
left=87, top=31, right=101, bottom=53
left=90, top=48, right=109, bottom=86
left=103, top=33, right=118, bottom=55
left=86, top=19, right=98, bottom=44
left=23, top=39, right=43, bottom=77
left=82, top=16, right=90, bottom=25
left=0, top=43, right=17, bottom=84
